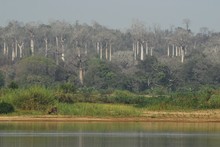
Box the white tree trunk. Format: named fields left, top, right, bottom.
left=146, top=42, right=148, bottom=55
left=30, top=39, right=34, bottom=56
left=109, top=44, right=112, bottom=61
left=79, top=67, right=83, bottom=85
left=175, top=46, right=178, bottom=56
left=18, top=43, right=24, bottom=58
left=105, top=43, right=108, bottom=60
left=100, top=43, right=103, bottom=60
left=96, top=42, right=100, bottom=54
left=136, top=41, right=139, bottom=55
left=44, top=38, right=48, bottom=57
left=3, top=42, right=6, bottom=55
left=61, top=53, right=65, bottom=61
left=61, top=37, right=65, bottom=61
left=12, top=43, right=15, bottom=61
left=181, top=46, right=185, bottom=63
left=172, top=44, right=175, bottom=57
left=140, top=43, right=144, bottom=60
left=167, top=45, right=170, bottom=57
left=132, top=43, right=135, bottom=52
left=150, top=47, right=153, bottom=56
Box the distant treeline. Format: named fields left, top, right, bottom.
left=0, top=20, right=220, bottom=92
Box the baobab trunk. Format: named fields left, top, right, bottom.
left=96, top=42, right=100, bottom=54
left=167, top=45, right=170, bottom=57
left=3, top=42, right=6, bottom=55
left=136, top=41, right=139, bottom=55
left=172, top=44, right=175, bottom=57
left=18, top=43, right=24, bottom=58
left=105, top=43, right=108, bottom=60
left=30, top=39, right=34, bottom=56
left=44, top=38, right=48, bottom=57
left=140, top=43, right=144, bottom=60
left=79, top=66, right=83, bottom=85
left=176, top=46, right=178, bottom=56
left=12, top=43, right=15, bottom=61
left=109, top=44, right=112, bottom=61
left=100, top=43, right=103, bottom=60
left=150, top=47, right=153, bottom=56
left=61, top=37, right=65, bottom=61
left=181, top=46, right=185, bottom=63
left=146, top=42, right=149, bottom=55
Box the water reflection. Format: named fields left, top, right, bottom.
left=0, top=122, right=220, bottom=147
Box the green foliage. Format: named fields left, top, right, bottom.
left=0, top=102, right=14, bottom=114
left=110, top=90, right=138, bottom=104
left=0, top=71, right=5, bottom=88
left=209, top=94, right=220, bottom=108
left=57, top=103, right=142, bottom=117
left=15, top=56, right=57, bottom=87
left=59, top=83, right=76, bottom=93
left=135, top=57, right=173, bottom=91
left=10, top=86, right=56, bottom=111
left=84, top=58, right=123, bottom=89
left=8, top=81, right=19, bottom=89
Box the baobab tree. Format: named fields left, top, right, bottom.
left=130, top=19, right=146, bottom=61
left=183, top=18, right=191, bottom=31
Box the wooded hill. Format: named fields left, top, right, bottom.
left=0, top=20, right=220, bottom=92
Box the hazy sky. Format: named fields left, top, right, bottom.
left=0, top=0, right=220, bottom=32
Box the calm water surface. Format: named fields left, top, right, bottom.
left=0, top=121, right=220, bottom=147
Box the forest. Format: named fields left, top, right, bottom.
left=0, top=20, right=220, bottom=115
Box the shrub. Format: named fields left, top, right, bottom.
left=59, top=83, right=76, bottom=93
left=13, top=86, right=56, bottom=111
left=0, top=71, right=4, bottom=88
left=209, top=95, right=220, bottom=108
left=8, top=81, right=19, bottom=89
left=55, top=92, right=75, bottom=103
left=0, top=102, right=14, bottom=114
left=111, top=90, right=136, bottom=104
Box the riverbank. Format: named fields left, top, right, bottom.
left=1, top=110, right=220, bottom=123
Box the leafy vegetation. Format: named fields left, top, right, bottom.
left=0, top=102, right=14, bottom=114
left=0, top=85, right=219, bottom=117
left=0, top=21, right=220, bottom=116
left=0, top=86, right=56, bottom=112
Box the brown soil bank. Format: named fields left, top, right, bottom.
left=0, top=110, right=220, bottom=123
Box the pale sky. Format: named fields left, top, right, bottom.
left=0, top=0, right=220, bottom=32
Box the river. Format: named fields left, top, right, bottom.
left=0, top=121, right=220, bottom=147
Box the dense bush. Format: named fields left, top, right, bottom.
left=208, top=94, right=220, bottom=108
left=0, top=102, right=14, bottom=114
left=108, top=90, right=135, bottom=104
left=55, top=92, right=75, bottom=103
left=12, top=86, right=56, bottom=111
left=0, top=71, right=4, bottom=88
left=59, top=83, right=76, bottom=93
left=8, top=81, right=19, bottom=89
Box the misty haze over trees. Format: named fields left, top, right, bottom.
left=0, top=19, right=220, bottom=93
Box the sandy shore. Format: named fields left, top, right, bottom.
left=0, top=110, right=220, bottom=123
